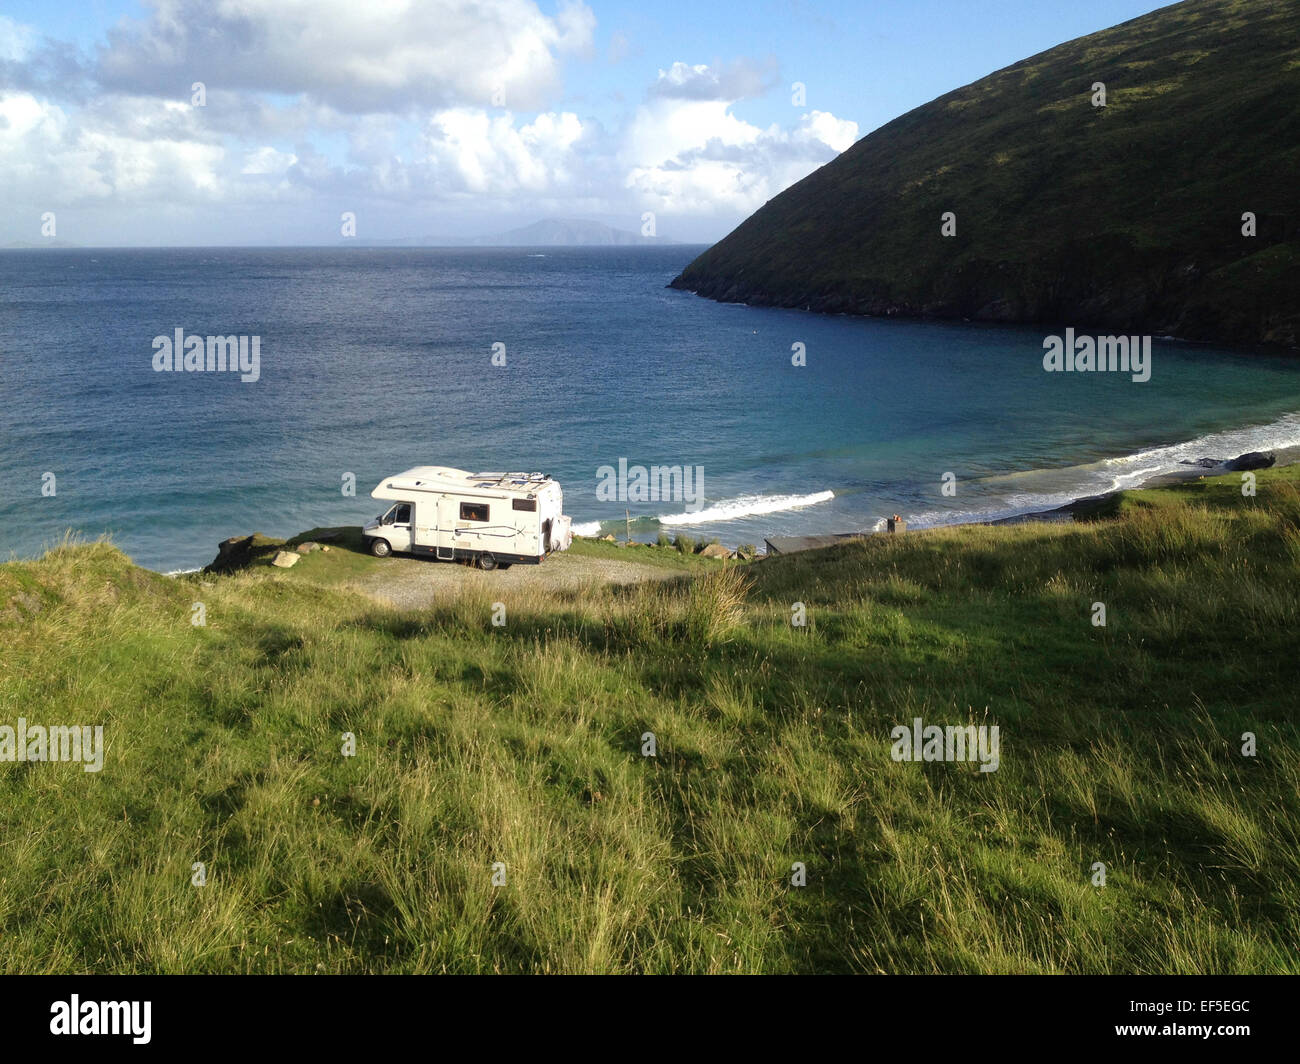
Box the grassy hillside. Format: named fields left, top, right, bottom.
left=2, top=469, right=1299, bottom=973
left=671, top=0, right=1300, bottom=346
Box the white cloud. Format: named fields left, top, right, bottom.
left=241, top=145, right=298, bottom=175
left=0, top=91, right=224, bottom=205
left=0, top=15, right=36, bottom=63
left=625, top=97, right=761, bottom=171
left=648, top=58, right=778, bottom=101
left=422, top=109, right=585, bottom=195
left=621, top=64, right=858, bottom=213
left=797, top=110, right=858, bottom=154
left=407, top=63, right=858, bottom=219
left=0, top=10, right=860, bottom=243
left=96, top=0, right=596, bottom=113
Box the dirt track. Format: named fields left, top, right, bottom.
left=356, top=551, right=679, bottom=610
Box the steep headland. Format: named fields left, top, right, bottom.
left=671, top=0, right=1300, bottom=346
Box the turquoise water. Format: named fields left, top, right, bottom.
left=3, top=246, right=1300, bottom=572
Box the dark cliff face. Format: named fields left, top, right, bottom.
left=670, top=0, right=1300, bottom=348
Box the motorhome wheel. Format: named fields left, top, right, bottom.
left=477, top=553, right=497, bottom=571
left=370, top=538, right=392, bottom=558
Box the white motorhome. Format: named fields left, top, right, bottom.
left=363, top=466, right=572, bottom=570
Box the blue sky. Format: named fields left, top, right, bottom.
left=0, top=0, right=1173, bottom=245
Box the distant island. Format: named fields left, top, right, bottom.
left=671, top=0, right=1300, bottom=347
left=351, top=218, right=676, bottom=248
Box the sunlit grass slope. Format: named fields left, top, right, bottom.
left=2, top=467, right=1298, bottom=973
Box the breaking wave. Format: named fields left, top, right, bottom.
left=571, top=490, right=836, bottom=536
left=659, top=490, right=835, bottom=526
left=904, top=411, right=1300, bottom=529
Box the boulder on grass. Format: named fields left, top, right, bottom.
left=296, top=541, right=321, bottom=553
left=700, top=543, right=731, bottom=559
left=271, top=551, right=301, bottom=568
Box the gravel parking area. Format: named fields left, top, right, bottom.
left=357, top=550, right=679, bottom=609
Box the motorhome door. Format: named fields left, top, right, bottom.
left=435, top=496, right=457, bottom=559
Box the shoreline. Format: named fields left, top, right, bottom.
left=157, top=448, right=1300, bottom=575
left=978, top=445, right=1299, bottom=528
left=761, top=446, right=1299, bottom=555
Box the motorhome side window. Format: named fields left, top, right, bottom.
left=395, top=504, right=411, bottom=523
left=460, top=502, right=489, bottom=522
left=512, top=498, right=537, bottom=512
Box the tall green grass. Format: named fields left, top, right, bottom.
left=1, top=468, right=1298, bottom=973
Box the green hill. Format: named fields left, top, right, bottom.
left=2, top=470, right=1299, bottom=972
left=670, top=0, right=1300, bottom=346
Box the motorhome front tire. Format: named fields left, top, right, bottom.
left=369, top=538, right=392, bottom=558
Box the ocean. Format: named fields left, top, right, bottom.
left=3, top=245, right=1300, bottom=574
